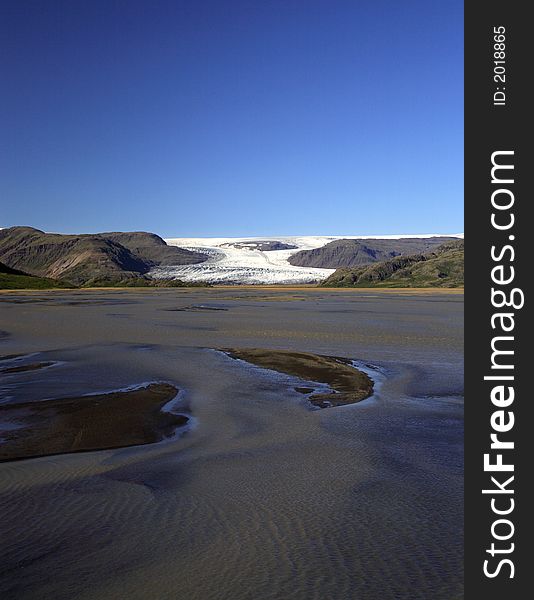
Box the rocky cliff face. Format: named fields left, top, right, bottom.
left=0, top=227, right=207, bottom=285
left=321, top=240, right=464, bottom=288
left=288, top=237, right=458, bottom=269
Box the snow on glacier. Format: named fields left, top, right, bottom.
left=150, top=234, right=463, bottom=285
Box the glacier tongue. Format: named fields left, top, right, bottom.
left=151, top=234, right=463, bottom=285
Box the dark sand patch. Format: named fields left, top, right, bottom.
left=0, top=297, right=50, bottom=304
left=0, top=383, right=187, bottom=462
left=216, top=295, right=306, bottom=303
left=223, top=348, right=373, bottom=408
left=164, top=305, right=228, bottom=312
left=0, top=353, right=25, bottom=361
left=156, top=322, right=218, bottom=332
left=0, top=296, right=138, bottom=306
left=50, top=299, right=138, bottom=306
left=1, top=361, right=55, bottom=374
left=294, top=386, right=315, bottom=394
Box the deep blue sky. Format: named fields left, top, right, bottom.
left=1, top=0, right=463, bottom=237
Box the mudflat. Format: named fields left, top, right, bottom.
left=0, top=383, right=185, bottom=462
left=223, top=348, right=374, bottom=407
left=0, top=287, right=463, bottom=600
left=1, top=361, right=55, bottom=374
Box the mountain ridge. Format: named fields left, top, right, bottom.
left=288, top=236, right=460, bottom=269
left=0, top=227, right=207, bottom=285
left=0, top=228, right=464, bottom=287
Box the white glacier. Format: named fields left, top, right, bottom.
left=150, top=234, right=464, bottom=285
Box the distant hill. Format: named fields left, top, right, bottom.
left=320, top=239, right=464, bottom=288
left=289, top=237, right=459, bottom=269
left=0, top=227, right=207, bottom=286
left=0, top=260, right=74, bottom=289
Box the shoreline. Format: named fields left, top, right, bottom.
left=0, top=286, right=464, bottom=294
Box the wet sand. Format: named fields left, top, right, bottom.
left=223, top=348, right=373, bottom=407
left=0, top=382, right=185, bottom=462
left=1, top=361, right=55, bottom=374
left=0, top=287, right=463, bottom=600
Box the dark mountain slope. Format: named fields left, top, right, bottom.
left=289, top=237, right=459, bottom=269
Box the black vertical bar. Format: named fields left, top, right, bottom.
left=465, top=1, right=530, bottom=597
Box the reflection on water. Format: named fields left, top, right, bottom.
left=0, top=289, right=463, bottom=600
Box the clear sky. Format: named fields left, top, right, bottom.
left=1, top=0, right=463, bottom=237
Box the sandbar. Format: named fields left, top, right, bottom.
left=0, top=383, right=186, bottom=462
left=223, top=348, right=374, bottom=408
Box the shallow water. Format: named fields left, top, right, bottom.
left=0, top=289, right=463, bottom=600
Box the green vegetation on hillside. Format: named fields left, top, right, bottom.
left=0, top=260, right=209, bottom=290
left=80, top=277, right=210, bottom=288
left=0, top=262, right=75, bottom=289
left=321, top=240, right=464, bottom=288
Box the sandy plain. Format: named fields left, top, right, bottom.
left=0, top=287, right=463, bottom=600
